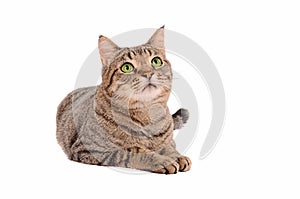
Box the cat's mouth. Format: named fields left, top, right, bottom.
left=142, top=83, right=157, bottom=92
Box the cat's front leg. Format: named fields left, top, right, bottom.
left=75, top=146, right=180, bottom=174
left=125, top=147, right=181, bottom=174
left=117, top=149, right=181, bottom=174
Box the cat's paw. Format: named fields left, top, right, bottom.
left=153, top=161, right=180, bottom=174
left=177, top=156, right=192, bottom=172
left=172, top=108, right=189, bottom=130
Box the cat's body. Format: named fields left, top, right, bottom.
left=56, top=27, right=191, bottom=174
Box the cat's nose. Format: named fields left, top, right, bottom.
left=142, top=71, right=154, bottom=79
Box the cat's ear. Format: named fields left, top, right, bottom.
left=146, top=26, right=165, bottom=53
left=98, top=35, right=120, bottom=66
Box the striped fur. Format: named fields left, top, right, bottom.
left=56, top=27, right=191, bottom=174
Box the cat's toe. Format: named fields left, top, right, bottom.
left=177, top=156, right=192, bottom=172
left=153, top=162, right=180, bottom=174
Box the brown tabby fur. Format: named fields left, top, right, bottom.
left=56, top=27, right=191, bottom=174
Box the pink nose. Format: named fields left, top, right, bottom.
left=143, top=71, right=153, bottom=79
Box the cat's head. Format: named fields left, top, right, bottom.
left=98, top=26, right=172, bottom=105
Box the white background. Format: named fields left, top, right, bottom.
left=0, top=0, right=299, bottom=198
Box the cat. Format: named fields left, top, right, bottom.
left=56, top=26, right=191, bottom=174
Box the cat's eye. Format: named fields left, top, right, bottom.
left=121, top=63, right=134, bottom=73
left=151, top=57, right=163, bottom=68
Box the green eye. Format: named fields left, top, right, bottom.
left=121, top=63, right=134, bottom=73
left=151, top=57, right=163, bottom=67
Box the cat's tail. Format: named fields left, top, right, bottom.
left=172, top=108, right=189, bottom=130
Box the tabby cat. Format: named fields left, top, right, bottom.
left=56, top=26, right=191, bottom=174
